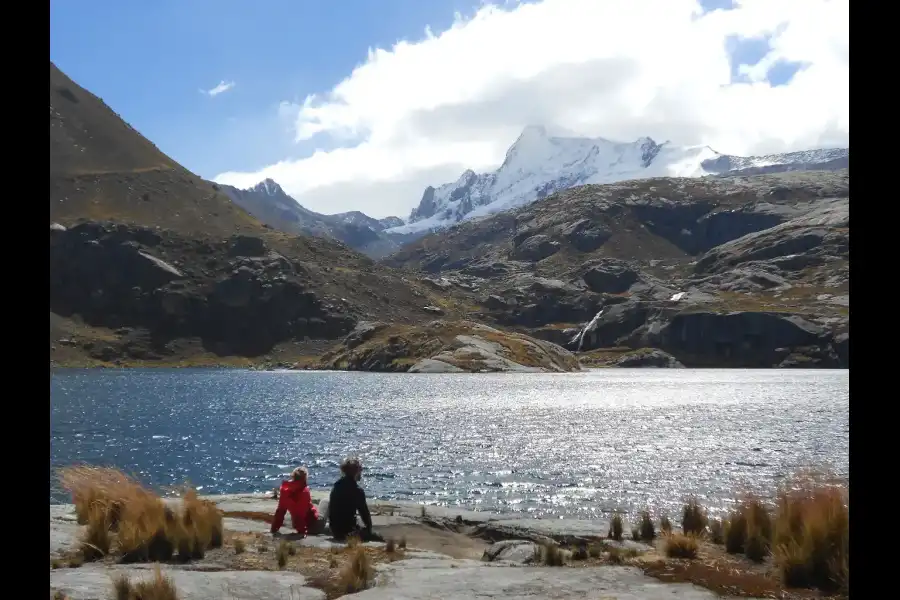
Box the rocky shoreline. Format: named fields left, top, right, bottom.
left=51, top=492, right=763, bottom=600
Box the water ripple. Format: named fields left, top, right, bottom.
left=50, top=368, right=848, bottom=521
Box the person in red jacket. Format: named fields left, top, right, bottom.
left=271, top=467, right=319, bottom=536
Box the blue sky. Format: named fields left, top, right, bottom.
left=50, top=0, right=847, bottom=218
left=50, top=0, right=481, bottom=177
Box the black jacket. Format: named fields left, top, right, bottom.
left=327, top=476, right=372, bottom=537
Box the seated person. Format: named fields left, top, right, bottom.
left=327, top=457, right=382, bottom=542
left=271, top=467, right=320, bottom=536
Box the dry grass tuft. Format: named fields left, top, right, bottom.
left=660, top=515, right=672, bottom=535
left=337, top=546, right=375, bottom=593
left=588, top=542, right=604, bottom=559
left=665, top=533, right=699, bottom=559
left=724, top=496, right=773, bottom=559
left=112, top=573, right=132, bottom=600
left=745, top=528, right=769, bottom=563
left=182, top=489, right=224, bottom=550
left=52, top=591, right=68, bottom=600
left=233, top=538, right=245, bottom=554
left=58, top=465, right=224, bottom=564
left=276, top=540, right=290, bottom=569
left=773, top=478, right=848, bottom=593
left=570, top=542, right=588, bottom=561
left=80, top=502, right=112, bottom=561
left=638, top=511, right=656, bottom=542
left=534, top=542, right=566, bottom=566
left=608, top=513, right=624, bottom=541
left=385, top=538, right=396, bottom=553
left=67, top=554, right=84, bottom=568
left=607, top=546, right=624, bottom=564
left=725, top=511, right=748, bottom=554
left=708, top=519, right=724, bottom=545
left=681, top=498, right=708, bottom=536
left=398, top=537, right=407, bottom=550
left=128, top=565, right=179, bottom=600
left=258, top=542, right=269, bottom=553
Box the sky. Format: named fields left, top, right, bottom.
left=50, top=0, right=849, bottom=219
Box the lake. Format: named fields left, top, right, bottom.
left=50, top=368, right=848, bottom=521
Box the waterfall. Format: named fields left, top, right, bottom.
left=570, top=309, right=605, bottom=353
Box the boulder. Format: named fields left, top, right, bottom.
left=511, top=234, right=561, bottom=261
left=614, top=348, right=684, bottom=368
left=582, top=260, right=640, bottom=294
left=227, top=234, right=267, bottom=257
left=560, top=218, right=613, bottom=252
left=482, top=540, right=539, bottom=564
left=461, top=261, right=515, bottom=277
left=344, top=321, right=389, bottom=350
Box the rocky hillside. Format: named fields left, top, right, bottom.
left=48, top=63, right=473, bottom=367
left=388, top=125, right=848, bottom=236
left=314, top=320, right=580, bottom=373
left=220, top=179, right=410, bottom=259
left=383, top=170, right=850, bottom=368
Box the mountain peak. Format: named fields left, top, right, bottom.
left=250, top=178, right=285, bottom=197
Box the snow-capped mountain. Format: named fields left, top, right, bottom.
left=219, top=179, right=406, bottom=258
left=388, top=125, right=849, bottom=235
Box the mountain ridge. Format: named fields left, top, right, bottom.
left=389, top=126, right=849, bottom=236
left=218, top=178, right=407, bottom=258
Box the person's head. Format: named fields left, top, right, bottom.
left=290, top=466, right=308, bottom=485
left=340, top=457, right=363, bottom=482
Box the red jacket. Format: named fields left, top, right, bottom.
left=273, top=480, right=318, bottom=534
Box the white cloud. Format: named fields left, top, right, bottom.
left=214, top=0, right=848, bottom=218
left=204, top=80, right=236, bottom=97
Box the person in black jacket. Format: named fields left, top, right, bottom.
left=327, top=457, right=382, bottom=541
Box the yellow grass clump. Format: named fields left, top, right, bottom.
left=638, top=511, right=656, bottom=542
left=608, top=513, right=625, bottom=541
left=338, top=546, right=375, bottom=593
left=57, top=465, right=224, bottom=564
left=681, top=498, right=708, bottom=536
left=112, top=565, right=180, bottom=600
left=773, top=477, right=848, bottom=593
left=724, top=495, right=773, bottom=561
left=660, top=515, right=673, bottom=535
left=665, top=533, right=699, bottom=559
left=534, top=542, right=566, bottom=566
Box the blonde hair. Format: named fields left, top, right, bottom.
left=291, top=466, right=308, bottom=481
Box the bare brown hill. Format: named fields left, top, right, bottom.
left=48, top=62, right=472, bottom=367
left=50, top=61, right=262, bottom=237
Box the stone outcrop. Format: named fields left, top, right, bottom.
left=614, top=348, right=684, bottom=368
left=314, top=320, right=580, bottom=373
left=582, top=259, right=641, bottom=294
left=50, top=222, right=355, bottom=357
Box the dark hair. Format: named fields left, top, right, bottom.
left=340, top=456, right=362, bottom=476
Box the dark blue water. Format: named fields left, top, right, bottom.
left=50, top=368, right=848, bottom=520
